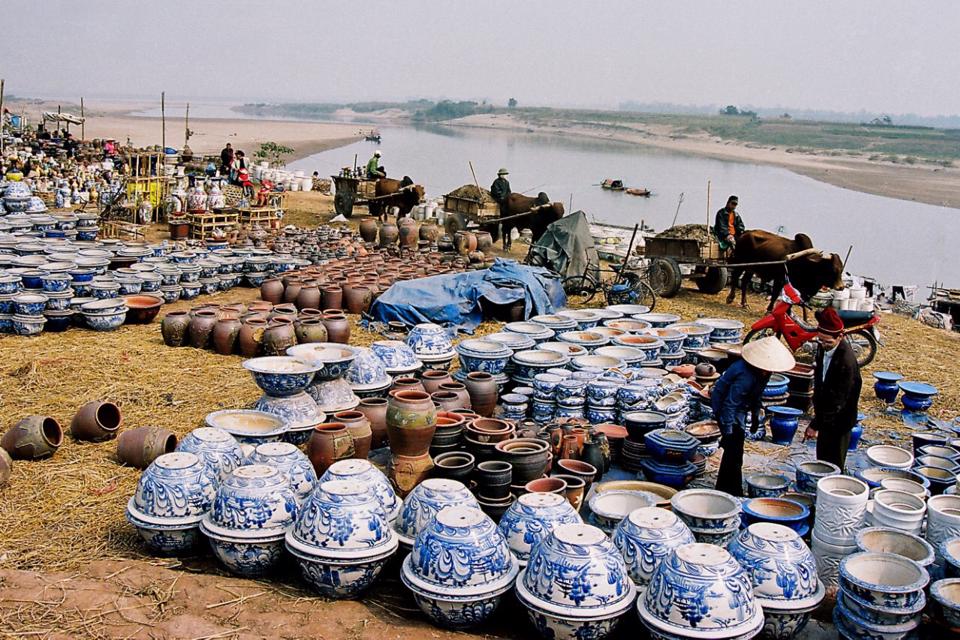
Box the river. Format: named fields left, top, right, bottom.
left=286, top=124, right=958, bottom=289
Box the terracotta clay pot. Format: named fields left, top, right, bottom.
left=261, top=317, right=297, bottom=356
left=296, top=280, right=322, bottom=311
left=419, top=222, right=441, bottom=243
left=431, top=390, right=466, bottom=412
left=386, top=390, right=437, bottom=457
left=392, top=377, right=426, bottom=394
left=379, top=222, right=399, bottom=248
left=1, top=416, right=64, bottom=460
left=71, top=401, right=123, bottom=442
left=238, top=317, right=268, bottom=357
left=321, top=312, right=350, bottom=344
left=438, top=382, right=471, bottom=410
left=271, top=303, right=298, bottom=318
left=358, top=398, right=389, bottom=449
left=359, top=218, right=379, bottom=242
left=116, top=426, right=177, bottom=469
left=464, top=371, right=498, bottom=418
left=0, top=449, right=11, bottom=488
left=525, top=476, right=567, bottom=495
left=342, top=285, right=373, bottom=315
left=559, top=435, right=580, bottom=461
left=294, top=317, right=328, bottom=344
left=282, top=279, right=303, bottom=304
left=421, top=370, right=453, bottom=395
left=398, top=220, right=418, bottom=249
left=388, top=452, right=434, bottom=498
left=321, top=286, right=343, bottom=311
left=160, top=311, right=192, bottom=347
left=188, top=309, right=218, bottom=349
left=334, top=410, right=373, bottom=460
left=455, top=231, right=478, bottom=255
left=474, top=230, right=494, bottom=253
left=307, top=422, right=356, bottom=475
left=260, top=278, right=285, bottom=304
left=212, top=317, right=242, bottom=355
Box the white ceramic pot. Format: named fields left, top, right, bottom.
left=927, top=495, right=960, bottom=568
left=811, top=528, right=857, bottom=591
left=866, top=445, right=914, bottom=469
left=855, top=527, right=935, bottom=570
left=871, top=490, right=926, bottom=534
left=814, top=475, right=868, bottom=545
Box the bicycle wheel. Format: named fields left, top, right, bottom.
left=846, top=329, right=878, bottom=368
left=563, top=275, right=597, bottom=307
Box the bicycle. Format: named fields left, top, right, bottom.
left=562, top=263, right=657, bottom=309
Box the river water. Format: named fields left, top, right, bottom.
left=285, top=124, right=958, bottom=289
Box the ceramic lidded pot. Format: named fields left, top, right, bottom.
left=400, top=506, right=518, bottom=629
left=126, top=452, right=216, bottom=555
left=517, top=523, right=636, bottom=640
left=320, top=458, right=401, bottom=523
left=248, top=442, right=318, bottom=504
left=200, top=464, right=299, bottom=577
left=498, top=492, right=583, bottom=566
left=393, top=478, right=479, bottom=547
left=612, top=506, right=695, bottom=587
left=285, top=479, right=398, bottom=599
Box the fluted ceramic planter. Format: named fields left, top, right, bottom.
left=813, top=475, right=869, bottom=546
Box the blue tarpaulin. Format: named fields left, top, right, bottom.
left=368, top=258, right=566, bottom=332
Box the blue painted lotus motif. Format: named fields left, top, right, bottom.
left=291, top=480, right=392, bottom=553
left=208, top=465, right=298, bottom=534
left=134, top=452, right=216, bottom=520
left=394, top=478, right=478, bottom=542
left=499, top=493, right=582, bottom=564
left=727, top=523, right=819, bottom=602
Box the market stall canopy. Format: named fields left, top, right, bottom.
left=42, top=112, right=85, bottom=125
left=369, top=258, right=566, bottom=331
left=526, top=210, right=600, bottom=280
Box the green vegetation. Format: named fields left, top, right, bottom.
left=254, top=141, right=295, bottom=167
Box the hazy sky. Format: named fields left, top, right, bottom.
left=3, top=0, right=957, bottom=115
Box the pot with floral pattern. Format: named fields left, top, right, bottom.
left=248, top=442, right=318, bottom=504
left=393, top=478, right=479, bottom=548
left=175, top=427, right=244, bottom=483
left=320, top=458, right=401, bottom=523
left=612, top=506, right=695, bottom=587
left=498, top=492, right=583, bottom=566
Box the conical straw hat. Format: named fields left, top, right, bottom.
left=741, top=336, right=796, bottom=373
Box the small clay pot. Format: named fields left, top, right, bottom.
left=421, top=370, right=453, bottom=395
left=550, top=473, right=586, bottom=510
left=464, top=371, right=498, bottom=418
left=71, top=401, right=123, bottom=442
left=187, top=309, right=218, bottom=349
left=431, top=390, right=466, bottom=412
left=296, top=280, right=322, bottom=311
left=438, top=382, right=471, bottom=410
left=358, top=398, right=389, bottom=449
left=161, top=311, right=192, bottom=347
left=0, top=449, right=12, bottom=488
left=261, top=317, right=297, bottom=356
left=379, top=222, right=399, bottom=248
left=392, top=377, right=426, bottom=394
left=321, top=311, right=351, bottom=344
left=321, top=285, right=343, bottom=311
left=260, top=278, right=285, bottom=304
left=432, top=451, right=475, bottom=482
left=1, top=416, right=64, bottom=460
left=294, top=317, right=328, bottom=344
left=525, top=476, right=567, bottom=495
left=334, top=410, right=373, bottom=460
left=212, top=317, right=242, bottom=355
left=238, top=317, right=268, bottom=357
left=359, top=218, right=379, bottom=243
left=556, top=458, right=598, bottom=491
left=116, top=426, right=177, bottom=469
left=307, top=423, right=356, bottom=475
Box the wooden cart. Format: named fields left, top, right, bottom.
left=330, top=175, right=377, bottom=218
left=640, top=236, right=730, bottom=298
left=441, top=192, right=500, bottom=236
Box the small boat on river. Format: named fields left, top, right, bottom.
left=601, top=178, right=625, bottom=191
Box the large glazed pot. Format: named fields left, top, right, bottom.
left=392, top=478, right=478, bottom=547
left=386, top=390, right=437, bottom=457
left=464, top=371, right=498, bottom=417
left=212, top=318, right=242, bottom=355
left=160, top=310, right=191, bottom=346
left=238, top=317, right=268, bottom=357
left=261, top=318, right=297, bottom=356
left=499, top=492, right=583, bottom=566
left=612, top=506, right=695, bottom=587
left=320, top=458, right=401, bottom=523
left=388, top=452, right=434, bottom=498
left=1, top=416, right=64, bottom=460
left=187, top=309, right=218, bottom=349
left=307, top=423, right=356, bottom=476
left=176, top=427, right=245, bottom=483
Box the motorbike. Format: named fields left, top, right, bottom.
left=744, top=287, right=881, bottom=367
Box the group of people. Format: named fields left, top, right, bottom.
left=712, top=309, right=862, bottom=496
left=219, top=143, right=249, bottom=185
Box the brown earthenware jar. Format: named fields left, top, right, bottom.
left=260, top=278, right=284, bottom=304
left=464, top=371, right=498, bottom=418
left=188, top=309, right=219, bottom=349
left=321, top=285, right=343, bottom=311
left=321, top=311, right=350, bottom=344
left=431, top=390, right=466, bottom=412
left=357, top=397, right=389, bottom=449
left=398, top=219, right=418, bottom=249
left=386, top=390, right=437, bottom=457
left=70, top=400, right=123, bottom=442
left=307, top=422, right=356, bottom=475
left=419, top=221, right=441, bottom=242
left=379, top=222, right=399, bottom=248
left=421, top=370, right=453, bottom=395
left=438, top=382, right=471, bottom=411
left=160, top=310, right=192, bottom=347
left=0, top=449, right=11, bottom=488
left=454, top=231, right=478, bottom=255
left=1, top=416, right=63, bottom=460
left=294, top=317, right=328, bottom=344
left=271, top=303, right=298, bottom=318
left=282, top=278, right=303, bottom=304
left=212, top=317, right=242, bottom=355
left=343, top=285, right=373, bottom=315
left=392, top=377, right=426, bottom=394
left=261, top=317, right=297, bottom=356
left=238, top=317, right=268, bottom=357
left=388, top=452, right=434, bottom=498
left=296, top=280, right=322, bottom=311
left=116, top=426, right=177, bottom=469
left=334, top=410, right=373, bottom=460
left=474, top=230, right=494, bottom=253
left=359, top=218, right=379, bottom=243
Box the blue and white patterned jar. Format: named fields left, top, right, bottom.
left=585, top=406, right=617, bottom=425
left=556, top=379, right=587, bottom=406
left=406, top=323, right=454, bottom=357
left=248, top=442, right=317, bottom=504
left=586, top=380, right=619, bottom=407
left=176, top=427, right=244, bottom=483
left=393, top=478, right=479, bottom=547
left=555, top=405, right=585, bottom=420
left=456, top=339, right=513, bottom=375
left=612, top=506, right=695, bottom=586
left=320, top=458, right=401, bottom=523
left=727, top=523, right=823, bottom=604
left=533, top=373, right=564, bottom=400
left=532, top=399, right=556, bottom=424
left=499, top=493, right=583, bottom=565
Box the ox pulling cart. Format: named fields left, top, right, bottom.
left=330, top=175, right=422, bottom=218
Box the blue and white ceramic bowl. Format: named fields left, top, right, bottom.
left=930, top=578, right=960, bottom=629
left=160, top=285, right=183, bottom=303
left=571, top=354, right=625, bottom=373
left=83, top=307, right=128, bottom=331
left=243, top=356, right=319, bottom=397
left=393, top=478, right=479, bottom=547
left=248, top=442, right=317, bottom=503
left=667, top=322, right=714, bottom=349
left=838, top=552, right=929, bottom=610
left=320, top=458, right=401, bottom=523
left=176, top=426, right=245, bottom=483
left=634, top=312, right=682, bottom=328
left=557, top=330, right=608, bottom=351
left=533, top=373, right=564, bottom=399
left=644, top=328, right=687, bottom=355
left=836, top=588, right=924, bottom=628
left=485, top=331, right=536, bottom=353
left=557, top=309, right=602, bottom=330
left=287, top=343, right=358, bottom=381
left=531, top=314, right=578, bottom=332
left=612, top=506, right=695, bottom=587
left=586, top=379, right=619, bottom=407
left=131, top=452, right=217, bottom=521
left=456, top=338, right=513, bottom=375
left=833, top=593, right=921, bottom=640
left=637, top=543, right=764, bottom=640
left=344, top=347, right=392, bottom=392
left=593, top=345, right=645, bottom=367
left=11, top=314, right=46, bottom=335
left=670, top=489, right=742, bottom=531
left=539, top=341, right=588, bottom=360
left=745, top=473, right=791, bottom=498
left=511, top=349, right=570, bottom=383
left=12, top=292, right=48, bottom=315
left=499, top=493, right=583, bottom=566
left=728, top=523, right=823, bottom=604
left=406, top=323, right=455, bottom=357
left=40, top=273, right=71, bottom=292
left=370, top=339, right=422, bottom=374
left=795, top=460, right=841, bottom=494
left=504, top=321, right=555, bottom=344
left=204, top=409, right=288, bottom=445
left=253, top=392, right=324, bottom=445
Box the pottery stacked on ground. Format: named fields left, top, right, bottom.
left=385, top=388, right=438, bottom=496
left=287, top=342, right=360, bottom=417
left=638, top=427, right=699, bottom=489
left=670, top=488, right=742, bottom=548
left=498, top=492, right=583, bottom=565
left=611, top=506, right=695, bottom=587
left=406, top=322, right=456, bottom=371
left=834, top=551, right=930, bottom=639
left=811, top=475, right=869, bottom=591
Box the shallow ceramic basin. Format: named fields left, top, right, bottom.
left=205, top=409, right=287, bottom=444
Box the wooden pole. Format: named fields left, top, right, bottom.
left=842, top=245, right=853, bottom=272
left=617, top=223, right=640, bottom=284
left=184, top=102, right=190, bottom=147
left=161, top=92, right=166, bottom=153
left=468, top=161, right=483, bottom=197
left=706, top=180, right=711, bottom=229
left=569, top=193, right=573, bottom=213
left=0, top=79, right=5, bottom=157
left=671, top=192, right=685, bottom=227
left=80, top=97, right=85, bottom=141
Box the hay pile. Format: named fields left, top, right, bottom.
left=446, top=184, right=494, bottom=203
left=656, top=223, right=712, bottom=242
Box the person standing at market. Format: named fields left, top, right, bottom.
left=803, top=307, right=862, bottom=470
left=366, top=150, right=385, bottom=179
left=714, top=195, right=745, bottom=252
left=490, top=167, right=511, bottom=216
left=220, top=143, right=234, bottom=175
left=712, top=336, right=796, bottom=496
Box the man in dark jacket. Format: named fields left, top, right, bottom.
left=490, top=168, right=511, bottom=213
left=714, top=195, right=745, bottom=251
left=804, top=307, right=862, bottom=470
left=220, top=143, right=234, bottom=175
left=712, top=336, right=796, bottom=496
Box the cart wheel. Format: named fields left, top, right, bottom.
left=696, top=266, right=729, bottom=294
left=563, top=275, right=597, bottom=307
left=649, top=257, right=682, bottom=298
left=334, top=189, right=355, bottom=218
left=444, top=212, right=467, bottom=236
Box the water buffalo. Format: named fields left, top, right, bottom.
left=484, top=192, right=564, bottom=249
left=726, top=230, right=844, bottom=309
left=370, top=176, right=424, bottom=219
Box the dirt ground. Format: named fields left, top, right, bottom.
left=0, top=197, right=957, bottom=639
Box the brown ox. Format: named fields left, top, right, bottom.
left=370, top=176, right=424, bottom=219
left=726, top=230, right=844, bottom=309
left=483, top=192, right=564, bottom=249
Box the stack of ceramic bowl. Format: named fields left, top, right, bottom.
left=531, top=373, right=562, bottom=425
left=685, top=419, right=721, bottom=457
left=485, top=331, right=536, bottom=378
left=204, top=409, right=288, bottom=449
left=319, top=458, right=401, bottom=524
left=812, top=475, right=869, bottom=590
left=463, top=417, right=515, bottom=463
left=288, top=343, right=360, bottom=414
left=639, top=428, right=698, bottom=489
left=668, top=321, right=712, bottom=354
left=834, top=552, right=929, bottom=639
left=867, top=489, right=926, bottom=534
left=670, top=489, right=742, bottom=547
left=612, top=506, right=694, bottom=587
left=504, top=321, right=555, bottom=345
left=584, top=378, right=618, bottom=425
left=454, top=338, right=512, bottom=388
left=285, top=479, right=398, bottom=598
left=642, top=327, right=685, bottom=368
left=175, top=427, right=245, bottom=482
left=393, top=478, right=479, bottom=548
left=855, top=527, right=936, bottom=577
left=238, top=354, right=322, bottom=444
left=126, top=452, right=217, bottom=555
left=200, top=465, right=299, bottom=576
left=10, top=291, right=48, bottom=335
left=912, top=446, right=958, bottom=496
left=498, top=492, right=583, bottom=566
left=343, top=347, right=392, bottom=398
left=728, top=523, right=825, bottom=639
left=697, top=317, right=744, bottom=345
left=557, top=308, right=602, bottom=330
left=620, top=410, right=666, bottom=472
left=81, top=297, right=129, bottom=332
left=637, top=542, right=764, bottom=640
left=401, top=506, right=518, bottom=629
left=554, top=377, right=586, bottom=421
left=927, top=495, right=960, bottom=571
left=511, top=349, right=570, bottom=386
left=406, top=323, right=456, bottom=371
left=516, top=523, right=636, bottom=640
left=531, top=313, right=577, bottom=335
left=370, top=339, right=422, bottom=377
